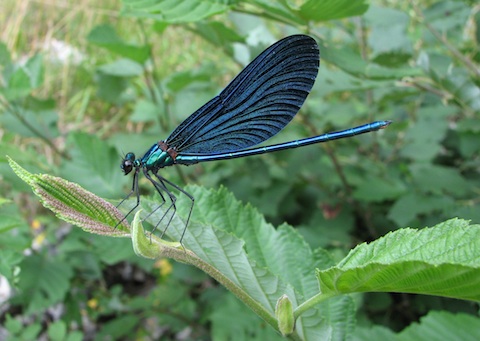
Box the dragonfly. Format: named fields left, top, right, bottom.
left=119, top=34, right=391, bottom=242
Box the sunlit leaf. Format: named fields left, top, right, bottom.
left=317, top=219, right=480, bottom=302
left=121, top=0, right=230, bottom=23
left=87, top=24, right=151, bottom=63
left=299, top=0, right=369, bottom=21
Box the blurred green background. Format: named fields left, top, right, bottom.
left=1, top=0, right=479, bottom=340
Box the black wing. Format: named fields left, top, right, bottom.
left=165, top=35, right=319, bottom=154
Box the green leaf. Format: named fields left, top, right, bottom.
left=14, top=255, right=74, bottom=314
left=4, top=315, right=23, bottom=334
left=209, top=293, right=284, bottom=341
left=401, top=311, right=480, bottom=340
left=165, top=186, right=355, bottom=340
left=1, top=104, right=58, bottom=138
left=424, top=1, right=471, bottom=34
left=440, top=68, right=480, bottom=113
left=8, top=156, right=130, bottom=236
left=315, top=67, right=393, bottom=95
left=25, top=53, right=44, bottom=89
left=410, top=164, right=469, bottom=196
left=353, top=176, right=407, bottom=202
left=0, top=42, right=11, bottom=69
left=356, top=310, right=480, bottom=341
left=98, top=58, right=144, bottom=77
left=2, top=53, right=44, bottom=100
left=130, top=99, right=162, bottom=123
left=299, top=0, right=369, bottom=21
left=400, top=105, right=454, bottom=161
left=47, top=320, right=67, bottom=341
left=248, top=0, right=305, bottom=25
left=13, top=155, right=479, bottom=337
left=321, top=44, right=422, bottom=80
left=87, top=24, right=151, bottom=63
left=95, top=73, right=129, bottom=103
left=96, top=314, right=140, bottom=339
left=388, top=193, right=454, bottom=226
left=3, top=67, right=31, bottom=100
left=61, top=132, right=125, bottom=198
left=193, top=21, right=244, bottom=56
left=121, top=0, right=230, bottom=23
left=165, top=68, right=212, bottom=93
left=364, top=6, right=413, bottom=65
left=316, top=219, right=480, bottom=301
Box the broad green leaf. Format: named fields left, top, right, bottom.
left=401, top=311, right=480, bottom=340
left=0, top=105, right=58, bottom=138
left=439, top=68, right=480, bottom=113
left=193, top=21, right=244, bottom=56
left=47, top=321, right=67, bottom=341
left=24, top=54, right=44, bottom=89
left=2, top=67, right=31, bottom=100
left=316, top=219, right=480, bottom=301
left=13, top=255, right=74, bottom=314
left=353, top=176, right=407, bottom=202
left=356, top=310, right=480, bottom=341
left=12, top=156, right=480, bottom=338
left=133, top=187, right=354, bottom=340
left=121, top=0, right=230, bottom=23
left=87, top=24, right=151, bottom=63
left=321, top=45, right=422, bottom=80
left=458, top=129, right=480, bottom=158
left=96, top=314, right=140, bottom=340
left=2, top=53, right=44, bottom=100
left=4, top=315, right=23, bottom=335
left=209, top=294, right=284, bottom=341
left=423, top=1, right=471, bottom=35
left=315, top=67, right=394, bottom=95
left=409, top=164, right=469, bottom=196
left=0, top=42, right=11, bottom=69
left=364, top=6, right=413, bottom=66
left=249, top=0, right=305, bottom=25
left=388, top=192, right=454, bottom=226
left=60, top=132, right=126, bottom=198
left=130, top=99, right=162, bottom=123
left=170, top=186, right=355, bottom=340
left=418, top=53, right=480, bottom=113
left=98, top=58, right=144, bottom=77
left=95, top=73, right=129, bottom=104
left=165, top=68, right=213, bottom=93
left=400, top=105, right=454, bottom=161
left=11, top=158, right=310, bottom=338
left=299, top=0, right=369, bottom=21
left=90, top=235, right=138, bottom=265
left=352, top=324, right=396, bottom=341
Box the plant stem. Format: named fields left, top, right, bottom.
left=1, top=99, right=70, bottom=160
left=412, top=4, right=480, bottom=78
left=294, top=292, right=337, bottom=319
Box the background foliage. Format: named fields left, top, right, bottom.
left=1, top=0, right=479, bottom=340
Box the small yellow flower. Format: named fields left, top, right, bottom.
left=31, top=219, right=42, bottom=230
left=154, top=259, right=173, bottom=277
left=87, top=298, right=98, bottom=310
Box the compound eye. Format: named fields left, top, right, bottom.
left=121, top=153, right=136, bottom=175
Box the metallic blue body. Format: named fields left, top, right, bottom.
left=119, top=34, right=391, bottom=242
